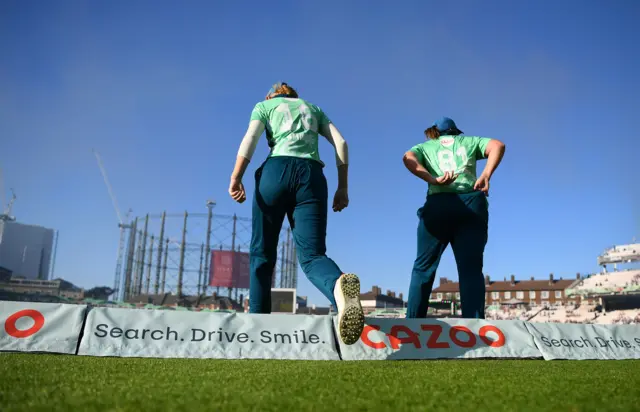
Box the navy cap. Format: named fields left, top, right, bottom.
left=433, top=117, right=463, bottom=135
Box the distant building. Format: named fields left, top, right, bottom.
left=296, top=305, right=331, bottom=315
left=0, top=265, right=12, bottom=281
left=432, top=274, right=582, bottom=307
left=297, top=295, right=308, bottom=309
left=359, top=285, right=405, bottom=314
left=0, top=221, right=56, bottom=280
left=0, top=276, right=84, bottom=299
left=127, top=292, right=244, bottom=311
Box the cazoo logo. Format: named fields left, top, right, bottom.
left=4, top=309, right=45, bottom=338
left=360, top=323, right=506, bottom=350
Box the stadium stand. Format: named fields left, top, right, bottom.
left=566, top=269, right=640, bottom=296
left=597, top=243, right=640, bottom=266
left=594, top=309, right=640, bottom=325
left=527, top=303, right=600, bottom=324
left=485, top=306, right=539, bottom=321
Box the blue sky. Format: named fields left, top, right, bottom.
left=1, top=0, right=638, bottom=305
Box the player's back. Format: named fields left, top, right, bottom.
left=412, top=135, right=490, bottom=194
left=250, top=97, right=330, bottom=164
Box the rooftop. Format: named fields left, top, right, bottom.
left=433, top=274, right=581, bottom=293
left=360, top=285, right=405, bottom=305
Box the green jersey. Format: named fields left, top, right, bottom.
left=250, top=97, right=331, bottom=165
left=409, top=135, right=492, bottom=195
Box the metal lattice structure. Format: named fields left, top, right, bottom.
left=114, top=204, right=298, bottom=302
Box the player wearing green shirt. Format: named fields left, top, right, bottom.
left=402, top=117, right=506, bottom=319
left=228, top=82, right=364, bottom=346
left=249, top=93, right=328, bottom=164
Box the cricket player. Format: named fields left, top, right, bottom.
left=402, top=117, right=506, bottom=319
left=228, top=82, right=365, bottom=345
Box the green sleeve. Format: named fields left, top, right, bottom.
left=409, top=143, right=426, bottom=166
left=472, top=137, right=492, bottom=159
left=314, top=105, right=331, bottom=126
left=249, top=102, right=267, bottom=124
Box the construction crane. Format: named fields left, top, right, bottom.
left=0, top=167, right=17, bottom=222
left=93, top=149, right=132, bottom=301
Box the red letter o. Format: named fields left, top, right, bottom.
left=4, top=309, right=45, bottom=338
left=479, top=325, right=506, bottom=347
left=449, top=326, right=476, bottom=348
left=361, top=325, right=386, bottom=349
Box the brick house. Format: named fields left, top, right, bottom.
left=359, top=286, right=405, bottom=314
left=431, top=273, right=582, bottom=306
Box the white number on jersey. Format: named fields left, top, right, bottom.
left=274, top=102, right=317, bottom=134
left=437, top=147, right=469, bottom=173
left=298, top=104, right=317, bottom=132
left=275, top=103, right=294, bottom=133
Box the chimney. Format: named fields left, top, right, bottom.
left=387, top=289, right=392, bottom=296
left=504, top=276, right=507, bottom=282
left=576, top=272, right=581, bottom=280
left=510, top=274, right=515, bottom=286
left=549, top=273, right=554, bottom=285
left=440, top=277, right=449, bottom=285
left=530, top=276, right=534, bottom=281
left=373, top=286, right=381, bottom=296
left=399, top=293, right=404, bottom=301
left=485, top=275, right=490, bottom=285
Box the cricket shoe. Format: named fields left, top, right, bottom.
left=334, top=273, right=365, bottom=345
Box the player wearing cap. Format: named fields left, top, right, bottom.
left=402, top=117, right=506, bottom=319
left=228, top=82, right=364, bottom=345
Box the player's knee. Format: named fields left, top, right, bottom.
left=250, top=254, right=277, bottom=270
left=250, top=244, right=278, bottom=258
left=455, top=255, right=484, bottom=273
left=298, top=253, right=325, bottom=273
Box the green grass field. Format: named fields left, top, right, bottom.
left=1, top=354, right=639, bottom=411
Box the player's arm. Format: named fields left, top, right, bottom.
left=403, top=150, right=437, bottom=185
left=473, top=137, right=506, bottom=195
left=478, top=138, right=506, bottom=179
left=403, top=149, right=458, bottom=186
left=319, top=123, right=349, bottom=190
left=231, top=119, right=265, bottom=181
left=229, top=119, right=265, bottom=203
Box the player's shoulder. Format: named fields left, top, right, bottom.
left=411, top=139, right=437, bottom=152
left=251, top=99, right=269, bottom=113
left=297, top=98, right=324, bottom=112
left=253, top=98, right=276, bottom=109
left=455, top=134, right=491, bottom=141
left=454, top=135, right=492, bottom=146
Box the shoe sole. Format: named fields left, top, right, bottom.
left=337, top=273, right=365, bottom=345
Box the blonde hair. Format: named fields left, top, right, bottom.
left=273, top=83, right=298, bottom=98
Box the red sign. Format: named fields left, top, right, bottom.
left=5, top=309, right=45, bottom=338
left=209, top=250, right=250, bottom=289
left=234, top=252, right=250, bottom=289
left=360, top=323, right=506, bottom=350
